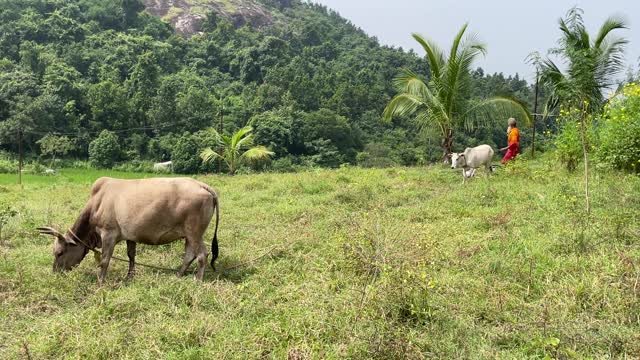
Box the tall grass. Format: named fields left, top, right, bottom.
left=0, top=159, right=638, bottom=358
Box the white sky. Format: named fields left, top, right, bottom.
left=310, top=0, right=640, bottom=83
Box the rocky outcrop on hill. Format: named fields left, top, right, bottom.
left=143, top=0, right=275, bottom=35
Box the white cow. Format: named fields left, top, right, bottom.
left=153, top=161, right=173, bottom=173
left=451, top=144, right=495, bottom=183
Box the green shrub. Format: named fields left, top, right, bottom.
left=304, top=138, right=345, bottom=168
left=597, top=82, right=640, bottom=172
left=70, top=160, right=92, bottom=169
left=357, top=143, right=397, bottom=168
left=88, top=130, right=121, bottom=169
left=0, top=159, right=17, bottom=174
left=270, top=157, right=297, bottom=173
left=113, top=160, right=155, bottom=173
left=24, top=161, right=46, bottom=175
left=172, top=133, right=200, bottom=174
left=148, top=134, right=177, bottom=162
left=554, top=108, right=596, bottom=172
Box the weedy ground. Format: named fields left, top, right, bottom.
left=0, top=158, right=638, bottom=359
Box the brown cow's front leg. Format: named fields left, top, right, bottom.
left=126, top=240, right=136, bottom=279
left=98, top=233, right=117, bottom=284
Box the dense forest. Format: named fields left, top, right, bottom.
left=0, top=0, right=539, bottom=172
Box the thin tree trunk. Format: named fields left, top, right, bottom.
left=532, top=71, right=539, bottom=158
left=579, top=114, right=590, bottom=215
left=442, top=129, right=454, bottom=164
left=218, top=98, right=224, bottom=174
left=18, top=128, right=22, bottom=186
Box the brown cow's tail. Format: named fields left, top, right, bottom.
left=200, top=183, right=220, bottom=271
left=210, top=195, right=219, bottom=271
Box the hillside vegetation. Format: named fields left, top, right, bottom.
left=0, top=160, right=638, bottom=358
left=0, top=0, right=536, bottom=171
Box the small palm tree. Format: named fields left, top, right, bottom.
left=540, top=7, right=627, bottom=114
left=200, top=126, right=274, bottom=175
left=384, top=24, right=532, bottom=162
left=538, top=7, right=627, bottom=213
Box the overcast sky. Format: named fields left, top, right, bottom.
left=310, top=0, right=640, bottom=83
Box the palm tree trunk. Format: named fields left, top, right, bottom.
left=442, top=129, right=454, bottom=163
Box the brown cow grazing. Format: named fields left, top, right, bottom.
left=37, top=177, right=220, bottom=283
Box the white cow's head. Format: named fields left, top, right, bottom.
left=451, top=153, right=466, bottom=169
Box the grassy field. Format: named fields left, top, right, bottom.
left=0, top=158, right=639, bottom=359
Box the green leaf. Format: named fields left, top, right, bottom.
left=546, top=337, right=560, bottom=347
left=200, top=148, right=222, bottom=163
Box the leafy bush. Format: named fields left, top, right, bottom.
left=356, top=143, right=397, bottom=168
left=148, top=134, right=179, bottom=162
left=0, top=203, right=18, bottom=242
left=270, top=157, right=297, bottom=173
left=69, top=160, right=92, bottom=169
left=554, top=107, right=596, bottom=171
left=113, top=160, right=155, bottom=173
left=172, top=133, right=200, bottom=174
left=597, top=82, right=640, bottom=172
left=37, top=134, right=75, bottom=166
left=88, top=130, right=121, bottom=169
left=23, top=161, right=46, bottom=174
left=250, top=109, right=294, bottom=157
left=0, top=159, right=17, bottom=174
left=304, top=138, right=345, bottom=168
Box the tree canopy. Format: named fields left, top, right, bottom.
left=0, top=0, right=539, bottom=170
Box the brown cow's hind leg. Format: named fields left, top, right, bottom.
left=177, top=241, right=197, bottom=277
left=194, top=240, right=208, bottom=281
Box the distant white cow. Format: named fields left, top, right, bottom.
left=451, top=145, right=495, bottom=183
left=153, top=161, right=173, bottom=173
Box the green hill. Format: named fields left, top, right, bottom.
left=143, top=0, right=280, bottom=34
left=0, top=0, right=535, bottom=171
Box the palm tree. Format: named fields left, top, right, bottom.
left=383, top=24, right=532, bottom=162
left=540, top=7, right=627, bottom=114
left=539, top=7, right=627, bottom=213
left=200, top=126, right=274, bottom=175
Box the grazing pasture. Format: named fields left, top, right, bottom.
left=0, top=159, right=639, bottom=358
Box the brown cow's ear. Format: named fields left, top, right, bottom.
left=64, top=236, right=77, bottom=245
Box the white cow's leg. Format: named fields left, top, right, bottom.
left=469, top=168, right=477, bottom=177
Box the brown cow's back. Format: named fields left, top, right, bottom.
left=90, top=177, right=215, bottom=245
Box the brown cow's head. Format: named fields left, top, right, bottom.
left=37, top=227, right=88, bottom=272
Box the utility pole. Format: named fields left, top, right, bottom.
left=532, top=70, right=539, bottom=158
left=17, top=128, right=23, bottom=186
left=218, top=97, right=224, bottom=174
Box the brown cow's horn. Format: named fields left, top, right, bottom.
left=36, top=226, right=65, bottom=238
